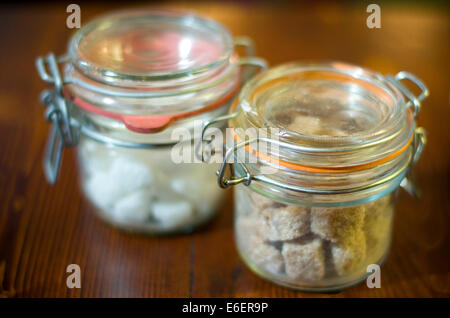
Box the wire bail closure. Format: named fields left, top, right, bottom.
left=212, top=127, right=426, bottom=194
left=386, top=71, right=429, bottom=116
left=196, top=68, right=429, bottom=194
left=195, top=57, right=268, bottom=163
left=36, top=38, right=264, bottom=183
left=37, top=54, right=78, bottom=184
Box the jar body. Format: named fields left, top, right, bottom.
left=225, top=62, right=427, bottom=291
left=77, top=135, right=223, bottom=234
left=36, top=9, right=266, bottom=235
left=234, top=185, right=395, bottom=291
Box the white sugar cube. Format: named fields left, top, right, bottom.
left=109, top=156, right=153, bottom=194
left=110, top=189, right=154, bottom=223
left=152, top=201, right=194, bottom=228
left=84, top=171, right=122, bottom=210
left=170, top=167, right=223, bottom=217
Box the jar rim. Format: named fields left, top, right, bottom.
left=63, top=9, right=243, bottom=133
left=219, top=62, right=426, bottom=203
left=68, top=9, right=234, bottom=85
left=229, top=62, right=415, bottom=169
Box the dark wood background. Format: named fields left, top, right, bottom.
left=0, top=1, right=449, bottom=297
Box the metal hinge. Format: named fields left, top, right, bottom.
left=36, top=54, right=78, bottom=184
left=386, top=71, right=429, bottom=116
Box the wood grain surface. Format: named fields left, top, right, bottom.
left=0, top=1, right=449, bottom=298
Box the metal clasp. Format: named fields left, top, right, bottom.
left=216, top=137, right=260, bottom=188
left=195, top=56, right=268, bottom=162
left=36, top=53, right=78, bottom=184
left=386, top=71, right=429, bottom=116
left=209, top=69, right=429, bottom=195
left=217, top=159, right=252, bottom=188
left=412, top=127, right=426, bottom=165
left=400, top=127, right=427, bottom=197
left=215, top=128, right=427, bottom=194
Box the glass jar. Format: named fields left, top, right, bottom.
left=36, top=9, right=266, bottom=234
left=209, top=62, right=428, bottom=291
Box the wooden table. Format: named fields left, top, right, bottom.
left=0, top=1, right=449, bottom=297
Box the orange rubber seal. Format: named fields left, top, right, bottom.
left=66, top=78, right=241, bottom=133
left=228, top=88, right=413, bottom=173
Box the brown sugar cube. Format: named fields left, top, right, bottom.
left=236, top=215, right=284, bottom=274
left=260, top=205, right=310, bottom=241
left=324, top=128, right=348, bottom=137
left=363, top=196, right=394, bottom=264
left=287, top=115, right=322, bottom=135
left=282, top=239, right=325, bottom=281
left=331, top=228, right=367, bottom=277
left=248, top=237, right=284, bottom=274
left=311, top=205, right=365, bottom=244
left=235, top=215, right=265, bottom=245
left=250, top=191, right=279, bottom=210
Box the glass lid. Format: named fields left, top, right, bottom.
left=68, top=9, right=233, bottom=84
left=230, top=62, right=415, bottom=168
